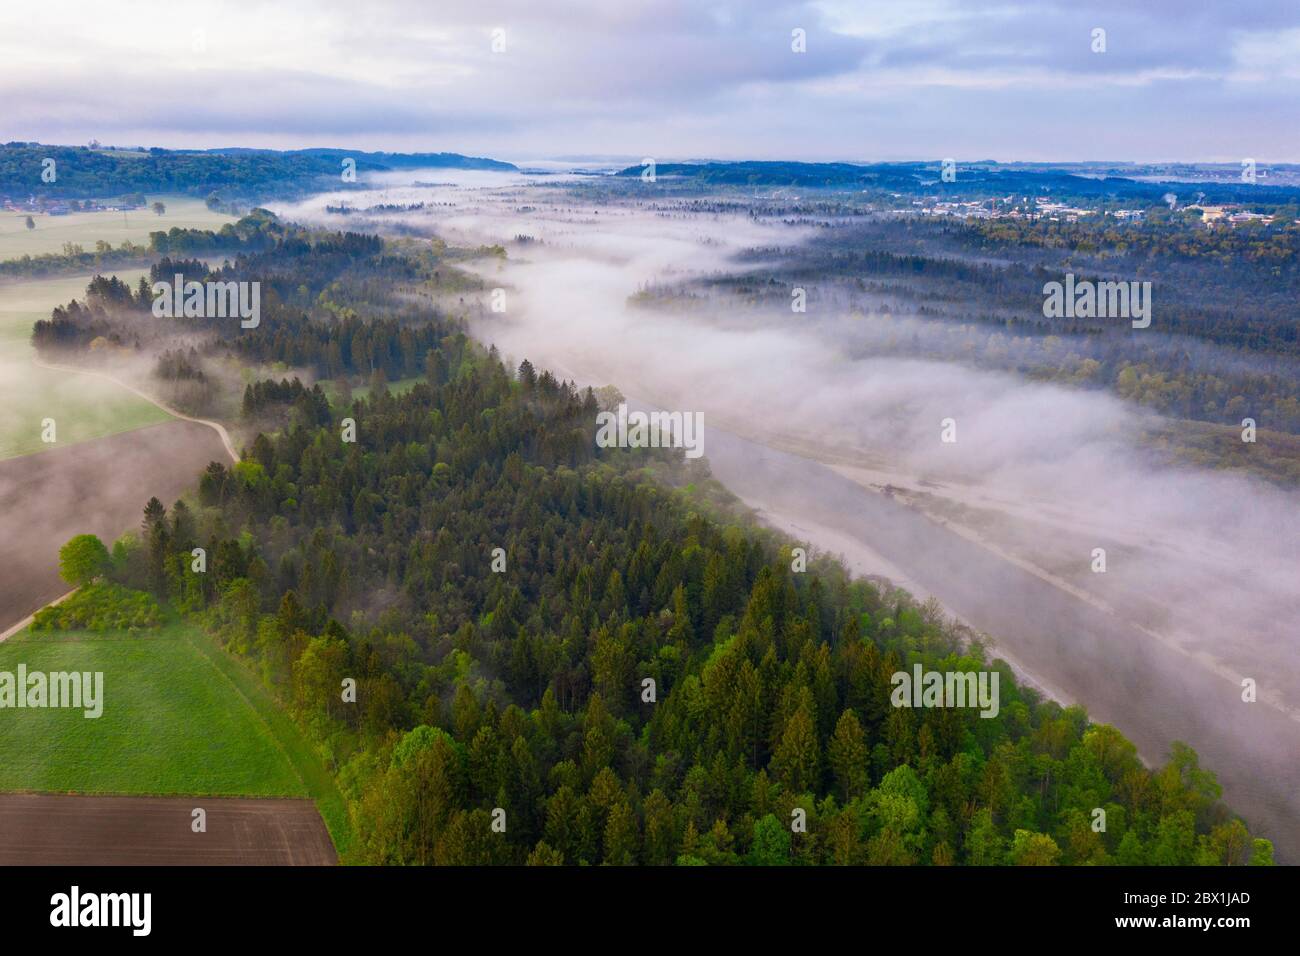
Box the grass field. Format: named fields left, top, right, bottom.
left=0, top=196, right=232, bottom=260
left=0, top=270, right=174, bottom=459
left=0, top=359, right=173, bottom=459
left=0, top=620, right=351, bottom=854
left=0, top=622, right=303, bottom=795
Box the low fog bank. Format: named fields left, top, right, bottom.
left=489, top=249, right=1299, bottom=705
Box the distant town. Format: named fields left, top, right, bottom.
left=912, top=195, right=1285, bottom=226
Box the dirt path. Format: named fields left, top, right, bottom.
left=0, top=590, right=75, bottom=643
left=32, top=357, right=240, bottom=464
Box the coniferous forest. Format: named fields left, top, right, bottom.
left=109, top=336, right=1271, bottom=866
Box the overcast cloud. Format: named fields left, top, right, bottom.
left=2, top=0, right=1298, bottom=161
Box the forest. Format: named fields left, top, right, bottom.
left=31, top=212, right=439, bottom=363
left=0, top=143, right=513, bottom=202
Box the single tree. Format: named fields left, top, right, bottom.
left=1011, top=829, right=1062, bottom=866
left=142, top=496, right=166, bottom=534
left=828, top=709, right=869, bottom=801
left=58, top=534, right=109, bottom=586
left=772, top=700, right=820, bottom=793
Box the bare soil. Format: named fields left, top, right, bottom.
left=0, top=793, right=336, bottom=865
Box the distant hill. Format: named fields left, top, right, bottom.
left=198, top=147, right=516, bottom=172
left=0, top=143, right=515, bottom=200
left=615, top=159, right=1300, bottom=205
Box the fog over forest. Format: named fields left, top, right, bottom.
left=272, top=170, right=1300, bottom=854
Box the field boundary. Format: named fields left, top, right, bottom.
left=0, top=588, right=75, bottom=643
left=0, top=618, right=350, bottom=857
left=32, top=357, right=240, bottom=463
left=179, top=626, right=353, bottom=858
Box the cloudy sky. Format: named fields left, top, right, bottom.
left=3, top=0, right=1298, bottom=163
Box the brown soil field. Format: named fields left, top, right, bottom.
left=0, top=794, right=336, bottom=865
left=0, top=420, right=228, bottom=636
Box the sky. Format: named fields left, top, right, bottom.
left=2, top=0, right=1299, bottom=163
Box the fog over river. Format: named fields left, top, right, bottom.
left=274, top=172, right=1300, bottom=858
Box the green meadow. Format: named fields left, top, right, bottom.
left=0, top=621, right=350, bottom=852
left=0, top=622, right=302, bottom=795
left=0, top=196, right=232, bottom=260
left=0, top=364, right=172, bottom=460
left=0, top=269, right=175, bottom=459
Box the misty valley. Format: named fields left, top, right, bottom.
left=5, top=3, right=1300, bottom=944
left=1, top=149, right=1295, bottom=881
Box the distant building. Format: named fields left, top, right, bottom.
left=1188, top=204, right=1227, bottom=224
left=1227, top=211, right=1274, bottom=225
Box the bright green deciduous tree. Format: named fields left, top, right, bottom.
left=58, top=534, right=109, bottom=586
